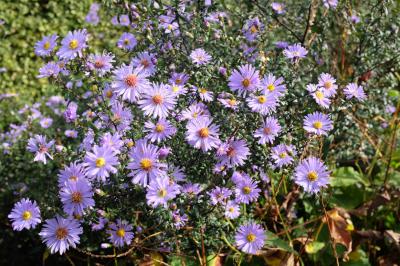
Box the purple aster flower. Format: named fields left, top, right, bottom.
left=170, top=84, right=188, bottom=96
left=39, top=117, right=53, bottom=128
left=128, top=140, right=167, bottom=186
left=119, top=14, right=130, bottom=26
left=131, top=52, right=156, bottom=75
left=58, top=162, right=86, bottom=187
left=261, top=74, right=286, bottom=98
left=181, top=182, right=202, bottom=196
left=344, top=83, right=366, bottom=101
left=57, top=29, right=88, bottom=60
left=34, top=34, right=58, bottom=57
left=225, top=200, right=240, bottom=219
left=169, top=72, right=189, bottom=86
left=145, top=118, right=177, bottom=143
left=235, top=177, right=261, bottom=204
left=65, top=129, right=78, bottom=138
left=169, top=165, right=186, bottom=182
left=180, top=103, right=210, bottom=121
left=8, top=198, right=41, bottom=231
left=37, top=62, right=61, bottom=78
left=27, top=135, right=55, bottom=164
left=228, top=64, right=260, bottom=97
left=303, top=112, right=333, bottom=136
left=218, top=97, right=240, bottom=110
left=91, top=217, right=108, bottom=231
left=117, top=32, right=137, bottom=51
left=318, top=73, right=338, bottom=97
left=100, top=132, right=124, bottom=154
left=107, top=219, right=134, bottom=247
left=84, top=145, right=119, bottom=182
left=217, top=139, right=250, bottom=167
left=64, top=102, right=78, bottom=123
left=307, top=84, right=331, bottom=108
left=271, top=2, right=285, bottom=14
left=39, top=215, right=83, bottom=254
left=242, top=17, right=264, bottom=42
left=110, top=101, right=133, bottom=131
left=351, top=14, right=361, bottom=24
left=254, top=117, right=281, bottom=144
left=112, top=64, right=150, bottom=103
left=275, top=41, right=289, bottom=49
left=246, top=93, right=278, bottom=115
left=293, top=157, right=330, bottom=193
left=283, top=43, right=308, bottom=60
left=185, top=117, right=220, bottom=152
left=87, top=52, right=115, bottom=76
left=146, top=177, right=180, bottom=208
left=138, top=83, right=177, bottom=118
left=235, top=223, right=266, bottom=254
left=172, top=210, right=188, bottom=229
left=60, top=179, right=94, bottom=216
left=198, top=87, right=214, bottom=102
left=208, top=186, right=232, bottom=205
left=190, top=48, right=212, bottom=65
left=323, top=0, right=338, bottom=9
left=271, top=144, right=296, bottom=168
left=386, top=104, right=396, bottom=115
left=85, top=3, right=100, bottom=25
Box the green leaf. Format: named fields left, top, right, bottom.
left=330, top=167, right=369, bottom=187
left=388, top=89, right=399, bottom=98
left=265, top=232, right=297, bottom=254
left=305, top=241, right=325, bottom=254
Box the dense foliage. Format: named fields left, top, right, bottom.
left=1, top=0, right=400, bottom=265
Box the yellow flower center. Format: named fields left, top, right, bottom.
left=116, top=228, right=125, bottom=237
left=307, top=171, right=318, bottom=181
left=267, top=84, right=275, bottom=91
left=71, top=192, right=82, bottom=203
left=69, top=39, right=78, bottom=49
left=175, top=78, right=182, bottom=85
left=243, top=186, right=252, bottom=194
left=155, top=123, right=165, bottom=132
left=246, top=233, right=256, bottom=242
left=158, top=189, right=167, bottom=197
left=152, top=94, right=163, bottom=104
left=193, top=112, right=198, bottom=118
left=250, top=25, right=258, bottom=33
left=140, top=158, right=152, bottom=171
left=228, top=99, right=236, bottom=106
left=44, top=41, right=51, bottom=50
left=56, top=227, right=68, bottom=240
left=229, top=207, right=235, bottom=213
left=127, top=141, right=135, bottom=148
left=315, top=91, right=324, bottom=99
left=258, top=96, right=266, bottom=104
left=106, top=90, right=113, bottom=98
left=199, top=88, right=207, bottom=94
left=313, top=121, right=322, bottom=129
left=22, top=211, right=32, bottom=221
left=125, top=74, right=137, bottom=87
left=96, top=157, right=106, bottom=168
left=242, top=78, right=250, bottom=88
left=279, top=152, right=287, bottom=158
left=324, top=81, right=332, bottom=89
left=198, top=128, right=209, bottom=138
left=123, top=39, right=130, bottom=45
left=167, top=24, right=173, bottom=30
left=69, top=175, right=78, bottom=181
left=172, top=86, right=180, bottom=92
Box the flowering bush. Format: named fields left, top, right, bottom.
left=1, top=0, right=400, bottom=265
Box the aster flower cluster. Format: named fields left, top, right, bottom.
left=3, top=0, right=387, bottom=263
